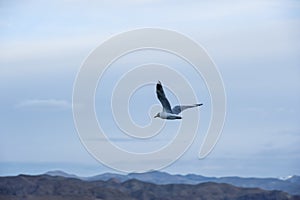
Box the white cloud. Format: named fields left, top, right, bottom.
left=15, top=99, right=72, bottom=110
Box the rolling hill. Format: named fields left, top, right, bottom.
left=1, top=174, right=299, bottom=200
left=46, top=170, right=300, bottom=195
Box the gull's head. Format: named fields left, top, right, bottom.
left=154, top=113, right=160, bottom=118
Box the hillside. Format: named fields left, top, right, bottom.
left=46, top=170, right=300, bottom=195
left=1, top=174, right=299, bottom=200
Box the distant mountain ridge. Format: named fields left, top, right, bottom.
left=1, top=174, right=299, bottom=200
left=45, top=170, right=300, bottom=195
left=46, top=170, right=80, bottom=179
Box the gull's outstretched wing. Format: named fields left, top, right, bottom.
left=156, top=81, right=172, bottom=113
left=172, top=104, right=203, bottom=115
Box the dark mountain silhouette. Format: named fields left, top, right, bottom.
left=46, top=170, right=300, bottom=195
left=1, top=174, right=299, bottom=200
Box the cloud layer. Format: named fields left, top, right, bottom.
left=15, top=99, right=72, bottom=110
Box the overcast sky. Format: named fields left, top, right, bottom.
left=0, top=0, right=299, bottom=177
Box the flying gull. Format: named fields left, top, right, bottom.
left=154, top=81, right=202, bottom=120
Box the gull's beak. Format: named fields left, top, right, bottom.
left=154, top=114, right=159, bottom=118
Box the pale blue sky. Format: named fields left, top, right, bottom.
left=0, top=0, right=300, bottom=177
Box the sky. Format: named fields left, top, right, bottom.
left=0, top=0, right=300, bottom=178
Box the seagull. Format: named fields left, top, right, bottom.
left=154, top=81, right=203, bottom=120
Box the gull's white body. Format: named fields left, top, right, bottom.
left=158, top=112, right=182, bottom=120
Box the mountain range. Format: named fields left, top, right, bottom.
left=1, top=173, right=299, bottom=200
left=43, top=170, right=300, bottom=195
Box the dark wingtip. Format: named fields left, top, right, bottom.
left=196, top=103, right=203, bottom=106
left=156, top=81, right=162, bottom=90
